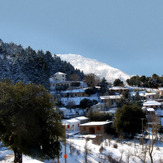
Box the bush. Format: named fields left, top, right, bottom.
left=99, top=146, right=105, bottom=153
left=113, top=143, right=118, bottom=148
left=92, top=136, right=103, bottom=145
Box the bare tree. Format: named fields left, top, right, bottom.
left=125, top=149, right=131, bottom=163
left=148, top=115, right=161, bottom=163
left=69, top=141, right=75, bottom=155
left=108, top=135, right=112, bottom=147
left=136, top=144, right=148, bottom=163
left=69, top=74, right=79, bottom=81
left=84, top=73, right=100, bottom=87
left=84, top=138, right=90, bottom=163
left=119, top=149, right=124, bottom=163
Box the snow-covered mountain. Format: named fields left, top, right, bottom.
left=57, top=54, right=130, bottom=83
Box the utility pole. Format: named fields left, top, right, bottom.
left=64, top=125, right=67, bottom=163
left=141, top=118, right=144, bottom=134
left=141, top=118, right=145, bottom=150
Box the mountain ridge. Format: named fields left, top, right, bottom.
left=57, top=54, right=130, bottom=83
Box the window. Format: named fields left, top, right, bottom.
left=97, top=126, right=101, bottom=131
left=84, top=127, right=86, bottom=131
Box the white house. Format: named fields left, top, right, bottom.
left=51, top=72, right=66, bottom=82
left=63, top=118, right=80, bottom=132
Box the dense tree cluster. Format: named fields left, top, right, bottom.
left=0, top=81, right=64, bottom=163
left=88, top=110, right=112, bottom=121
left=0, top=39, right=84, bottom=89
left=84, top=73, right=100, bottom=87
left=99, top=77, right=108, bottom=95
left=113, top=79, right=124, bottom=86
left=79, top=98, right=98, bottom=109
left=85, top=87, right=98, bottom=96
left=126, top=74, right=163, bottom=88
left=114, top=104, right=146, bottom=137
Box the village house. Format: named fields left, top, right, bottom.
left=158, top=87, right=163, bottom=97
left=63, top=118, right=80, bottom=132
left=49, top=72, right=88, bottom=91
left=100, top=95, right=121, bottom=108
left=51, top=72, right=66, bottom=81
left=80, top=121, right=112, bottom=135
left=143, top=100, right=161, bottom=109
left=62, top=116, right=88, bottom=132
left=60, top=89, right=88, bottom=98
left=145, top=93, right=157, bottom=100
left=109, top=86, right=129, bottom=95
left=142, top=107, right=156, bottom=121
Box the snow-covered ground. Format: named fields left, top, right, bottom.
left=1, top=134, right=163, bottom=163
left=60, top=95, right=99, bottom=106
left=0, top=147, right=42, bottom=163
left=57, top=135, right=163, bottom=163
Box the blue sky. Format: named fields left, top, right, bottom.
left=0, top=0, right=163, bottom=76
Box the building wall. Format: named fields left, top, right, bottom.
left=53, top=73, right=66, bottom=81
left=80, top=125, right=105, bottom=135
left=159, top=90, right=163, bottom=97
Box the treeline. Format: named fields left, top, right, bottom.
left=126, top=74, right=163, bottom=88
left=0, top=39, right=84, bottom=89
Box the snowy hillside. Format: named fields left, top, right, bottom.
left=57, top=54, right=130, bottom=83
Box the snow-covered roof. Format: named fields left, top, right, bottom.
left=130, top=91, right=146, bottom=97
left=100, top=95, right=121, bottom=100
left=80, top=121, right=112, bottom=126
left=62, top=89, right=85, bottom=93
left=75, top=116, right=88, bottom=120
left=159, top=87, right=163, bottom=91
left=145, top=93, right=156, bottom=96
left=143, top=100, right=161, bottom=106
left=59, top=107, right=68, bottom=111
left=109, top=87, right=128, bottom=90
left=55, top=72, right=66, bottom=75
left=63, top=118, right=80, bottom=124
left=147, top=108, right=155, bottom=112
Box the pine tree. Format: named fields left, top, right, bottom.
left=100, top=77, right=108, bottom=95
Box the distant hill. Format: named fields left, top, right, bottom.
left=0, top=39, right=84, bottom=89
left=58, top=54, right=130, bottom=83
